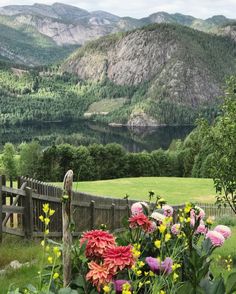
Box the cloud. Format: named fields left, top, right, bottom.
left=0, top=0, right=235, bottom=19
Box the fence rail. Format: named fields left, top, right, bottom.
left=0, top=175, right=235, bottom=241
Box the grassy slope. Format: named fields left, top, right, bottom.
left=54, top=177, right=215, bottom=204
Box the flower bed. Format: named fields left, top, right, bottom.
left=9, top=198, right=236, bottom=294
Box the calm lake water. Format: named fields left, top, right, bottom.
left=0, top=121, right=193, bottom=152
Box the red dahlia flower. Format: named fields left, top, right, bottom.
left=129, top=213, right=152, bottom=232
left=104, top=245, right=135, bottom=274
left=80, top=230, right=116, bottom=259
left=86, top=261, right=113, bottom=292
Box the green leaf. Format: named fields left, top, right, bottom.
left=176, top=282, right=195, bottom=294
left=209, top=276, right=226, bottom=294
left=226, top=272, right=236, bottom=294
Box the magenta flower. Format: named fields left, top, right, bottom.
left=146, top=257, right=173, bottom=275
left=191, top=206, right=205, bottom=220
left=163, top=205, right=174, bottom=217
left=206, top=230, right=225, bottom=247
left=147, top=221, right=157, bottom=233
left=214, top=225, right=231, bottom=240
left=161, top=257, right=173, bottom=275
left=145, top=257, right=160, bottom=273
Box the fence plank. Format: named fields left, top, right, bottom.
left=90, top=200, right=95, bottom=229
left=23, top=187, right=33, bottom=239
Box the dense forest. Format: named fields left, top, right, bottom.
left=1, top=76, right=235, bottom=182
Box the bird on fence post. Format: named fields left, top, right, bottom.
left=62, top=169, right=73, bottom=287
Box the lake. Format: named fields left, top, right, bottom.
left=0, top=121, right=193, bottom=152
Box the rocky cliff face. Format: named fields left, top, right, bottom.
left=0, top=3, right=235, bottom=47
left=62, top=24, right=236, bottom=126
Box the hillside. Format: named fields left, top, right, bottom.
left=62, top=24, right=236, bottom=126
left=0, top=3, right=235, bottom=65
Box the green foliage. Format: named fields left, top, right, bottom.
left=1, top=142, right=17, bottom=178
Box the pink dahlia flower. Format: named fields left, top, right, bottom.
left=214, top=225, right=231, bottom=240
left=206, top=230, right=225, bottom=247
left=196, top=221, right=207, bottom=235
left=129, top=213, right=152, bottom=232
left=163, top=205, right=173, bottom=217
left=131, top=202, right=148, bottom=215
left=150, top=211, right=165, bottom=223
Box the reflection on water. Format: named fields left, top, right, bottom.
left=0, top=121, right=194, bottom=152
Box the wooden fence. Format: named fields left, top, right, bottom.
left=0, top=175, right=235, bottom=241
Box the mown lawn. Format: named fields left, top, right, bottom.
left=57, top=177, right=216, bottom=205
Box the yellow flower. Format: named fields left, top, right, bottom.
left=138, top=261, right=145, bottom=268
left=132, top=248, right=141, bottom=259
left=149, top=271, right=154, bottom=277
left=185, top=217, right=191, bottom=223
left=103, top=285, right=111, bottom=293
left=136, top=270, right=142, bottom=276
left=138, top=282, right=143, bottom=288
left=179, top=216, right=184, bottom=223
left=154, top=240, right=161, bottom=249
left=53, top=247, right=61, bottom=258
left=41, top=240, right=45, bottom=247
left=173, top=272, right=179, bottom=281
left=43, top=203, right=49, bottom=214
left=49, top=209, right=55, bottom=216
left=172, top=263, right=181, bottom=271
left=45, top=229, right=49, bottom=235
left=48, top=256, right=53, bottom=264
left=45, top=245, right=50, bottom=252
left=39, top=215, right=44, bottom=222
left=206, top=217, right=214, bottom=225
left=44, top=218, right=50, bottom=225
left=160, top=290, right=166, bottom=294
left=145, top=280, right=151, bottom=285
left=159, top=224, right=166, bottom=234
left=165, top=233, right=171, bottom=242
left=53, top=272, right=59, bottom=279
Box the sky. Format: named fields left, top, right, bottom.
left=0, top=0, right=236, bottom=19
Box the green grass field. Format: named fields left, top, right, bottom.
left=62, top=177, right=216, bottom=205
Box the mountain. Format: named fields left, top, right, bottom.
left=62, top=23, right=236, bottom=126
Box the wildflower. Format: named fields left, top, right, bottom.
left=45, top=229, right=49, bottom=235
left=171, top=224, right=181, bottom=235
left=165, top=233, right=171, bottom=242
left=159, top=224, right=166, bottom=234
left=104, top=245, right=135, bottom=274
left=39, top=215, right=44, bottom=222
left=172, top=263, right=181, bottom=271
left=154, top=240, right=161, bottom=249
left=41, top=240, right=45, bottom=247
left=122, top=282, right=132, bottom=294
left=131, top=202, right=149, bottom=215
left=53, top=246, right=61, bottom=258
left=47, top=256, right=53, bottom=264
left=103, top=285, right=111, bottom=293
left=80, top=230, right=116, bottom=259
left=173, top=272, right=179, bottom=281
left=53, top=272, right=59, bottom=279
left=44, top=218, right=50, bottom=225
left=86, top=261, right=113, bottom=291
left=206, top=230, right=225, bottom=247
left=43, top=203, right=49, bottom=214
left=163, top=205, right=173, bottom=217
left=184, top=203, right=192, bottom=213
left=129, top=213, right=152, bottom=232
left=132, top=247, right=141, bottom=259
left=214, top=225, right=231, bottom=239
left=49, top=209, right=55, bottom=216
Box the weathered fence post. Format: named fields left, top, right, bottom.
left=90, top=200, right=95, bottom=229
left=62, top=170, right=73, bottom=287
left=0, top=176, right=3, bottom=243
left=111, top=203, right=115, bottom=231
left=23, top=187, right=33, bottom=239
